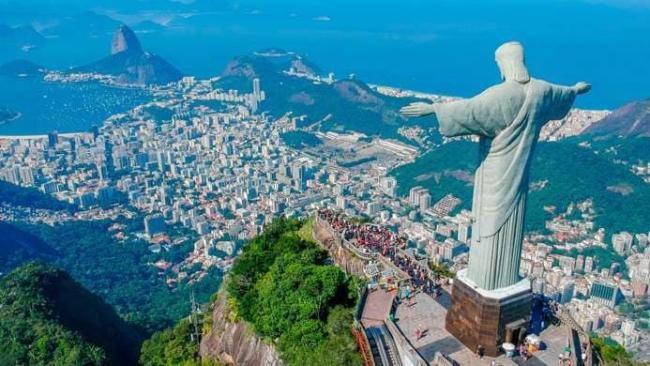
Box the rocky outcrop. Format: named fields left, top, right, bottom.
left=111, top=25, right=142, bottom=55
left=334, top=80, right=383, bottom=106
left=312, top=218, right=367, bottom=276
left=289, top=57, right=319, bottom=77
left=200, top=290, right=283, bottom=366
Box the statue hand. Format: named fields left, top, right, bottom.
left=400, top=102, right=436, bottom=118
left=574, top=81, right=591, bottom=95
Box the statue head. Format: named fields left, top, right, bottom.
left=495, top=41, right=530, bottom=84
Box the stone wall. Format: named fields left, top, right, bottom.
left=313, top=215, right=369, bottom=276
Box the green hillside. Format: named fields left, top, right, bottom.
left=391, top=139, right=650, bottom=234
left=0, top=180, right=75, bottom=211
left=582, top=136, right=650, bottom=165
left=227, top=218, right=363, bottom=365
left=0, top=262, right=143, bottom=365
left=216, top=53, right=438, bottom=142
left=4, top=218, right=222, bottom=334
left=0, top=221, right=59, bottom=274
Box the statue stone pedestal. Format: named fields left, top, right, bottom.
left=445, top=269, right=532, bottom=357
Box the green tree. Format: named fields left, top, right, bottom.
left=225, top=218, right=362, bottom=365
left=591, top=336, right=641, bottom=366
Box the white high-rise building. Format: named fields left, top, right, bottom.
left=253, top=78, right=261, bottom=97
left=457, top=222, right=470, bottom=244
left=584, top=256, right=594, bottom=273
left=612, top=232, right=633, bottom=255
left=336, top=196, right=346, bottom=210
left=419, top=192, right=431, bottom=213
left=408, top=186, right=430, bottom=209
left=380, top=176, right=397, bottom=197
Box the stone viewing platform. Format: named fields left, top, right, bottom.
left=395, top=291, right=573, bottom=366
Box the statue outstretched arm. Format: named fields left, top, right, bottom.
left=399, top=102, right=437, bottom=118
left=543, top=80, right=591, bottom=121
left=573, top=81, right=591, bottom=95
left=548, top=81, right=591, bottom=96
left=401, top=83, right=525, bottom=137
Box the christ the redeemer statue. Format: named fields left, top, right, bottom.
left=401, top=41, right=591, bottom=291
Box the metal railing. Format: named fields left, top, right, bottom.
left=314, top=215, right=415, bottom=281
left=384, top=318, right=429, bottom=366
left=555, top=304, right=597, bottom=366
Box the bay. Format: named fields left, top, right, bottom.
left=0, top=76, right=150, bottom=136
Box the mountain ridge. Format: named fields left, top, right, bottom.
left=585, top=99, right=650, bottom=137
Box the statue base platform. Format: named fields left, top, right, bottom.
left=445, top=269, right=532, bottom=357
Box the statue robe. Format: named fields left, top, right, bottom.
left=435, top=78, right=577, bottom=290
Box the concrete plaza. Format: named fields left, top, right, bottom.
left=394, top=291, right=570, bottom=365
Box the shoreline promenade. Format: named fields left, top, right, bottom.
left=0, top=132, right=92, bottom=140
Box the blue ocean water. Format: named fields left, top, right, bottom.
left=138, top=0, right=650, bottom=110
left=0, top=76, right=150, bottom=135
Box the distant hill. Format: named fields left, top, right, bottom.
left=0, top=222, right=58, bottom=274
left=0, top=262, right=144, bottom=365
left=585, top=99, right=650, bottom=137
left=391, top=139, right=650, bottom=234
left=41, top=11, right=120, bottom=38
left=0, top=24, right=45, bottom=49
left=0, top=59, right=44, bottom=77
left=75, top=25, right=182, bottom=85
left=132, top=20, right=166, bottom=33
left=217, top=52, right=437, bottom=141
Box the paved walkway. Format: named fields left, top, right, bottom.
left=360, top=288, right=397, bottom=328
left=394, top=292, right=568, bottom=365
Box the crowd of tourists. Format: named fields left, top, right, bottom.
left=318, top=209, right=438, bottom=296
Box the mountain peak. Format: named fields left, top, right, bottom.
left=111, top=25, right=142, bottom=55
left=77, top=24, right=181, bottom=85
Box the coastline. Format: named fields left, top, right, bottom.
left=0, top=79, right=610, bottom=141
left=0, top=131, right=92, bottom=140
